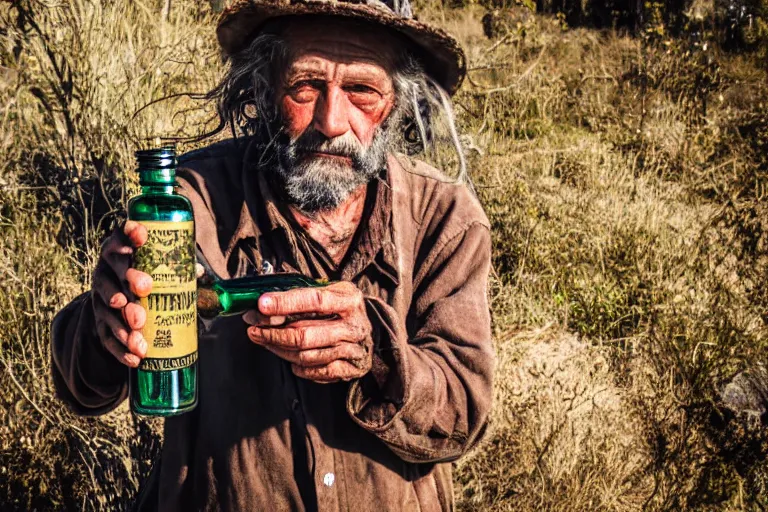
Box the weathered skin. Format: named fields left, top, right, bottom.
left=93, top=22, right=401, bottom=383
left=91, top=220, right=149, bottom=368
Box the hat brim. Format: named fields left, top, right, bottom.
left=217, top=0, right=466, bottom=95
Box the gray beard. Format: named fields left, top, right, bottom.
left=272, top=117, right=397, bottom=214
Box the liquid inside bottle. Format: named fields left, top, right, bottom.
left=128, top=146, right=197, bottom=416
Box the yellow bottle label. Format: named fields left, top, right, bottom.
left=133, top=220, right=197, bottom=371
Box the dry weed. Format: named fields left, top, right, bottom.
left=1, top=1, right=767, bottom=510
left=456, top=326, right=653, bottom=511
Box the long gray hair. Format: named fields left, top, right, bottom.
left=206, top=31, right=469, bottom=184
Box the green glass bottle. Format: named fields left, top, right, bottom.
left=197, top=274, right=328, bottom=318
left=128, top=146, right=197, bottom=416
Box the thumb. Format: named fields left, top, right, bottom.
left=242, top=309, right=286, bottom=327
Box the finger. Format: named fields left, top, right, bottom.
left=122, top=302, right=147, bottom=331
left=284, top=312, right=336, bottom=324
left=196, top=263, right=205, bottom=279
left=95, top=319, right=146, bottom=366
left=123, top=220, right=148, bottom=248
left=96, top=301, right=130, bottom=345
left=242, top=309, right=286, bottom=327
left=125, top=329, right=148, bottom=359
left=264, top=342, right=367, bottom=368
left=102, top=233, right=135, bottom=258
left=126, top=268, right=152, bottom=298
left=247, top=322, right=356, bottom=350
left=93, top=263, right=129, bottom=308
left=94, top=299, right=148, bottom=357
left=292, top=360, right=364, bottom=383
left=102, top=334, right=141, bottom=368
left=101, top=235, right=133, bottom=277
left=258, top=282, right=360, bottom=317
left=94, top=298, right=129, bottom=343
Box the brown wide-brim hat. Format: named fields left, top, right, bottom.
left=217, top=0, right=466, bottom=95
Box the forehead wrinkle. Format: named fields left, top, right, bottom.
left=280, top=21, right=400, bottom=71
left=286, top=56, right=391, bottom=83
left=285, top=45, right=395, bottom=73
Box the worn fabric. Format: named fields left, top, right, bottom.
left=51, top=138, right=494, bottom=511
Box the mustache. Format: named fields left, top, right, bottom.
left=290, top=129, right=366, bottom=160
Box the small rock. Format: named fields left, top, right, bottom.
left=720, top=364, right=768, bottom=422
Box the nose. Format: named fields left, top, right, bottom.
left=313, top=85, right=350, bottom=139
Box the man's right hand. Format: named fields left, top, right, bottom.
left=92, top=220, right=152, bottom=368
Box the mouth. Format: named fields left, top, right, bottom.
left=304, top=151, right=353, bottom=164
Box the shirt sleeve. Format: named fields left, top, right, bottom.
left=50, top=292, right=129, bottom=416
left=346, top=222, right=495, bottom=463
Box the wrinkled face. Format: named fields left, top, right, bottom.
left=271, top=19, right=401, bottom=212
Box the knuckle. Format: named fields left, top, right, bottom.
left=341, top=343, right=357, bottom=359
left=294, top=328, right=307, bottom=349
left=108, top=293, right=122, bottom=308
left=312, top=365, right=328, bottom=380
left=254, top=327, right=268, bottom=343
left=268, top=328, right=285, bottom=346
left=268, top=328, right=282, bottom=345
left=297, top=350, right=311, bottom=366
left=337, top=280, right=358, bottom=296
left=268, top=294, right=283, bottom=313
left=313, top=289, right=325, bottom=309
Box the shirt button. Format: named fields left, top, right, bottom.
left=323, top=472, right=335, bottom=487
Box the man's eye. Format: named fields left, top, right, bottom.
left=344, top=85, right=381, bottom=106
left=344, top=84, right=378, bottom=95
left=288, top=81, right=321, bottom=102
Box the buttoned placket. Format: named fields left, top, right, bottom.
left=223, top=141, right=403, bottom=511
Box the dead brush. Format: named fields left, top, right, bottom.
left=1, top=0, right=221, bottom=508
left=1, top=0, right=221, bottom=270
left=453, top=7, right=768, bottom=510
left=1, top=1, right=768, bottom=510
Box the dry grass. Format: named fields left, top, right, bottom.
left=455, top=326, right=654, bottom=511
left=1, top=1, right=767, bottom=510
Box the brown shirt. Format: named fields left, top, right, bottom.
left=51, top=138, right=494, bottom=511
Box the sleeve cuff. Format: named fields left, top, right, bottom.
left=347, top=297, right=408, bottom=430
left=51, top=292, right=128, bottom=415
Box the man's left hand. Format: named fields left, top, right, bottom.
left=244, top=281, right=373, bottom=383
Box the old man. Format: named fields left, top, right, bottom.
left=51, top=0, right=494, bottom=510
